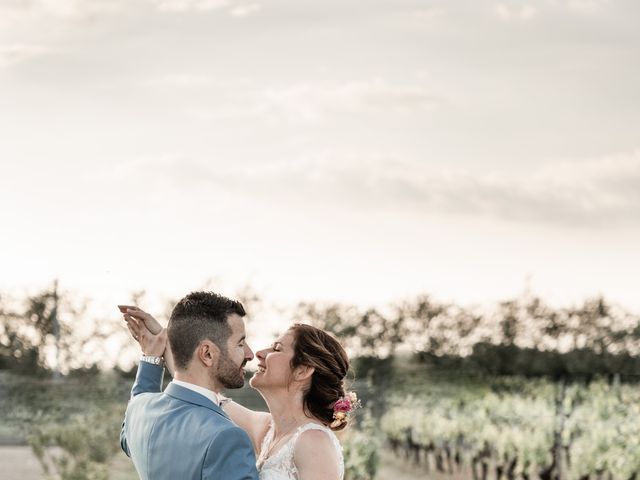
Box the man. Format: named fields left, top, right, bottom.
left=119, top=291, right=259, bottom=480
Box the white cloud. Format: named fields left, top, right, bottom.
left=229, top=3, right=261, bottom=17
left=495, top=0, right=611, bottom=20
left=496, top=3, right=538, bottom=21
left=536, top=151, right=640, bottom=211
left=256, top=80, right=440, bottom=122
left=145, top=0, right=263, bottom=16
left=405, top=150, right=640, bottom=226
left=389, top=6, right=446, bottom=30
left=147, top=0, right=230, bottom=13
left=10, top=0, right=127, bottom=19
left=0, top=0, right=260, bottom=20
left=170, top=149, right=640, bottom=228
left=566, top=0, right=610, bottom=15
left=143, top=73, right=213, bottom=88
left=0, top=44, right=51, bottom=68
left=114, top=155, right=215, bottom=189
left=410, top=7, right=446, bottom=20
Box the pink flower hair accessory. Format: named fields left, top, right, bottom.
left=330, top=392, right=361, bottom=428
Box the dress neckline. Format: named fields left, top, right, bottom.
left=257, top=421, right=331, bottom=469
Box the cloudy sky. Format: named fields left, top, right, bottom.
left=1, top=0, right=639, bottom=322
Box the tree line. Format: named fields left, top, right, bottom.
left=294, top=294, right=640, bottom=378
left=2, top=282, right=639, bottom=378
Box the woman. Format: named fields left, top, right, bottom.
left=123, top=307, right=358, bottom=480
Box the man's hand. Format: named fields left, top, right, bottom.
left=121, top=307, right=167, bottom=357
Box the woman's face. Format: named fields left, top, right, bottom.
left=250, top=331, right=296, bottom=391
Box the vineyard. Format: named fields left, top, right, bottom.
left=3, top=288, right=640, bottom=480
left=0, top=371, right=381, bottom=480
left=381, top=378, right=640, bottom=480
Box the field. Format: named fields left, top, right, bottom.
left=4, top=363, right=640, bottom=480
left=0, top=370, right=378, bottom=480
left=380, top=372, right=640, bottom=480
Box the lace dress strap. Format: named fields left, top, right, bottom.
left=256, top=422, right=276, bottom=470
left=256, top=422, right=344, bottom=480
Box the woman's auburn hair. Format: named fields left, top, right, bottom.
left=288, top=323, right=350, bottom=431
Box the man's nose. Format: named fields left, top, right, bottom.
left=245, top=344, right=255, bottom=360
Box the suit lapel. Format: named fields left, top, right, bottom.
left=165, top=382, right=230, bottom=420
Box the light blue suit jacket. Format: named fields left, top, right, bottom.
left=120, top=362, right=259, bottom=480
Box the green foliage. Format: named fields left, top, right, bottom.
left=296, top=295, right=640, bottom=377
left=4, top=371, right=377, bottom=480
left=564, top=381, right=640, bottom=480
left=28, top=405, right=124, bottom=480
left=382, top=378, right=555, bottom=469
left=417, top=343, right=640, bottom=377
left=0, top=371, right=130, bottom=439
left=0, top=293, right=45, bottom=375
left=381, top=377, right=640, bottom=480
left=343, top=412, right=380, bottom=480
left=294, top=296, right=446, bottom=357
left=4, top=286, right=640, bottom=378
left=351, top=356, right=394, bottom=381
left=0, top=284, right=115, bottom=375
left=2, top=372, right=131, bottom=480
left=1, top=371, right=137, bottom=479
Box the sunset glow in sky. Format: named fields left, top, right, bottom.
left=1, top=0, right=639, bottom=326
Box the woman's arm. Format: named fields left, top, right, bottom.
left=222, top=401, right=272, bottom=454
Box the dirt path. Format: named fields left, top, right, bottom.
left=376, top=451, right=438, bottom=480
left=377, top=450, right=473, bottom=480
left=377, top=449, right=429, bottom=479
left=0, top=446, right=45, bottom=479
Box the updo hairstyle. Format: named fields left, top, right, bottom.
left=288, top=323, right=351, bottom=431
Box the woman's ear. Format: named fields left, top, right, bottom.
left=198, top=340, right=220, bottom=367
left=294, top=364, right=315, bottom=382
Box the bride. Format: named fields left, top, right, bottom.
left=123, top=306, right=358, bottom=480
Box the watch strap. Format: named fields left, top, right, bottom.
left=140, top=355, right=165, bottom=367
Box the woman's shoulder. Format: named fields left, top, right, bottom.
left=293, top=423, right=343, bottom=479
left=296, top=424, right=340, bottom=449
left=296, top=422, right=339, bottom=438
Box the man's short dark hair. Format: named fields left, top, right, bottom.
left=168, top=291, right=246, bottom=370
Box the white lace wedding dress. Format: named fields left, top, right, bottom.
left=256, top=422, right=344, bottom=480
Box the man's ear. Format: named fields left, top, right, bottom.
left=294, top=364, right=315, bottom=382
left=197, top=340, right=220, bottom=367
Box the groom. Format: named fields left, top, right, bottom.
left=120, top=291, right=259, bottom=480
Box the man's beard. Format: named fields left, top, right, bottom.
left=215, top=354, right=246, bottom=389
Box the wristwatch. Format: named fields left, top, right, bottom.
left=140, top=355, right=165, bottom=368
